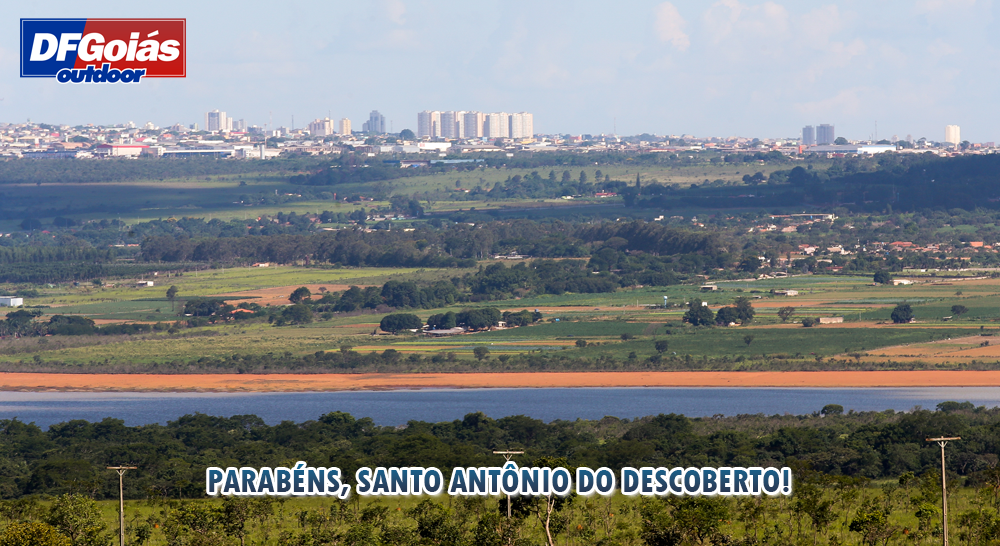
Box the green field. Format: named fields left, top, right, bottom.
left=3, top=265, right=1000, bottom=370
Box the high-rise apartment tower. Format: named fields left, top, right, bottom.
left=945, top=125, right=961, bottom=146
left=816, top=124, right=835, bottom=145
left=802, top=125, right=816, bottom=146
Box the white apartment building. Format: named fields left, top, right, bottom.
left=463, top=112, right=485, bottom=138
left=945, top=125, right=961, bottom=146
left=417, top=111, right=441, bottom=138
left=206, top=110, right=227, bottom=132
left=308, top=118, right=335, bottom=136
left=339, top=118, right=352, bottom=135
left=440, top=111, right=466, bottom=138
left=484, top=112, right=509, bottom=138
left=509, top=112, right=533, bottom=139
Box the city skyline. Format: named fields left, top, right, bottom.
left=4, top=1, right=996, bottom=140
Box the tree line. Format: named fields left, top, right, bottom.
left=0, top=402, right=994, bottom=505
left=0, top=156, right=331, bottom=185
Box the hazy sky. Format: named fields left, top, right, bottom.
left=2, top=0, right=997, bottom=141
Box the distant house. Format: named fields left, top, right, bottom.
left=893, top=279, right=914, bottom=286
left=0, top=297, right=23, bottom=307
left=700, top=285, right=718, bottom=291
left=136, top=281, right=154, bottom=287
left=818, top=317, right=844, bottom=324
left=773, top=290, right=799, bottom=296
left=252, top=262, right=270, bottom=267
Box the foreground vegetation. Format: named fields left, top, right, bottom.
left=2, top=403, right=999, bottom=545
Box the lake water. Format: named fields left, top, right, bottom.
left=3, top=387, right=1000, bottom=429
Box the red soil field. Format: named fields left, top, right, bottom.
left=2, top=370, right=999, bottom=392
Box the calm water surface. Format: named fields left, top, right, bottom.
left=2, top=387, right=1000, bottom=429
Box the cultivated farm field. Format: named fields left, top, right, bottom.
left=3, top=266, right=1000, bottom=371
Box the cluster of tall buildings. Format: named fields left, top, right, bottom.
left=205, top=110, right=246, bottom=133
left=803, top=123, right=964, bottom=147
left=208, top=110, right=385, bottom=137
left=306, top=111, right=382, bottom=136
left=417, top=111, right=533, bottom=139
left=801, top=124, right=835, bottom=146
left=307, top=117, right=352, bottom=136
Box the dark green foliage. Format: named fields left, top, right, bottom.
left=0, top=402, right=998, bottom=500
left=329, top=281, right=461, bottom=312
left=821, top=404, right=844, bottom=416
left=331, top=286, right=384, bottom=313
left=427, top=311, right=457, bottom=329
left=891, top=303, right=914, bottom=324
left=288, top=286, right=312, bottom=303
left=937, top=401, right=975, bottom=412
left=184, top=298, right=232, bottom=317
left=469, top=260, right=638, bottom=300
left=578, top=221, right=723, bottom=256
left=0, top=263, right=173, bottom=284
left=715, top=307, right=740, bottom=326
left=379, top=313, right=422, bottom=334
left=501, top=309, right=542, bottom=327
left=381, top=281, right=459, bottom=309
left=683, top=300, right=714, bottom=327
left=46, top=316, right=96, bottom=336
left=874, top=270, right=893, bottom=285
left=471, top=263, right=535, bottom=298
left=738, top=256, right=760, bottom=273
left=0, top=156, right=321, bottom=185
left=733, top=296, right=755, bottom=324
left=456, top=308, right=501, bottom=330
left=275, top=304, right=313, bottom=326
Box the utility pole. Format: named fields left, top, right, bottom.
left=493, top=451, right=524, bottom=518
left=107, top=466, right=137, bottom=546
left=926, top=437, right=960, bottom=546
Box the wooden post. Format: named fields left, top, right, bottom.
left=107, top=466, right=137, bottom=546
left=926, top=437, right=959, bottom=546
left=493, top=451, right=524, bottom=518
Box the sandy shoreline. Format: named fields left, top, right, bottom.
left=2, top=371, right=1000, bottom=392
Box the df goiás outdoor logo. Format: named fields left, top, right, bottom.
left=20, top=18, right=186, bottom=84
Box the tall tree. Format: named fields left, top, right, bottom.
left=166, top=285, right=178, bottom=312
left=683, top=299, right=715, bottom=327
